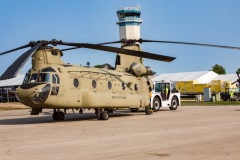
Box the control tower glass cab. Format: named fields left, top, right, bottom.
left=116, top=6, right=142, bottom=43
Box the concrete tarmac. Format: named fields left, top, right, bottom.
left=0, top=105, right=240, bottom=160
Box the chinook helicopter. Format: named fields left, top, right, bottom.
left=1, top=39, right=240, bottom=121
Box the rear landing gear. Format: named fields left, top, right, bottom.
left=95, top=109, right=109, bottom=120
left=145, top=105, right=153, bottom=115
left=52, top=110, right=65, bottom=121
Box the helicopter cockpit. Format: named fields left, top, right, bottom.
left=21, top=67, right=61, bottom=104
left=23, top=67, right=60, bottom=84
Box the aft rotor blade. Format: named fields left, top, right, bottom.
left=232, top=80, right=238, bottom=85
left=61, top=41, right=121, bottom=52
left=236, top=71, right=240, bottom=79
left=59, top=41, right=175, bottom=62
left=0, top=44, right=31, bottom=56
left=0, top=43, right=42, bottom=80
left=141, top=40, right=240, bottom=50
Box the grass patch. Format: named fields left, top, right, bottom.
left=181, top=101, right=240, bottom=106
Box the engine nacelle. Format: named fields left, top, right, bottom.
left=130, top=62, right=147, bottom=77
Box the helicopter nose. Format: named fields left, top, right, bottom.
left=16, top=83, right=49, bottom=106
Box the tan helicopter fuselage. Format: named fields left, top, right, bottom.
left=17, top=46, right=152, bottom=111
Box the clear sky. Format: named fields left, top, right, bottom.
left=0, top=0, right=240, bottom=76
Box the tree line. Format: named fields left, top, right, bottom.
left=211, top=64, right=240, bottom=75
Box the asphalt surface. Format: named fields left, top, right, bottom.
left=0, top=105, right=240, bottom=160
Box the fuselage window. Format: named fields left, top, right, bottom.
left=122, top=83, right=126, bottom=90
left=73, top=78, right=79, bottom=88
left=92, top=80, right=97, bottom=89
left=108, top=81, right=112, bottom=89
left=134, top=84, right=138, bottom=91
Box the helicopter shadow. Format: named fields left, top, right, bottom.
left=0, top=111, right=134, bottom=125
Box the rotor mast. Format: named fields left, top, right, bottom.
left=115, top=6, right=143, bottom=72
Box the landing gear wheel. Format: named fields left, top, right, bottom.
left=57, top=111, right=65, bottom=120
left=130, top=108, right=139, bottom=112
left=169, top=97, right=178, bottom=110
left=53, top=112, right=58, bottom=121
left=153, top=97, right=160, bottom=112
left=101, top=111, right=109, bottom=120
left=145, top=105, right=153, bottom=115
left=96, top=110, right=102, bottom=120
left=52, top=111, right=65, bottom=121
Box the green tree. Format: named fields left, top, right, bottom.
left=211, top=64, right=226, bottom=74
left=237, top=68, right=240, bottom=73
left=94, top=65, right=103, bottom=68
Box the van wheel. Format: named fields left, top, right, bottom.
left=153, top=97, right=161, bottom=112
left=169, top=97, right=178, bottom=110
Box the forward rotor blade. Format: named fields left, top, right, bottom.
left=0, top=43, right=42, bottom=80
left=0, top=44, right=31, bottom=56
left=141, top=40, right=240, bottom=50
left=59, top=41, right=175, bottom=62
left=61, top=47, right=78, bottom=51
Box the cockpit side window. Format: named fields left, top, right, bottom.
left=52, top=74, right=57, bottom=84
left=23, top=74, right=30, bottom=83
left=30, top=74, right=38, bottom=82
left=55, top=74, right=60, bottom=84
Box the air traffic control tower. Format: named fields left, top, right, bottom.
left=115, top=6, right=144, bottom=72
left=116, top=6, right=142, bottom=42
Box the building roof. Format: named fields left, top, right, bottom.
left=152, top=71, right=219, bottom=84
left=0, top=74, right=24, bottom=87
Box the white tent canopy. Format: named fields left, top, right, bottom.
left=0, top=74, right=24, bottom=87
left=152, top=71, right=219, bottom=84
left=213, top=74, right=237, bottom=83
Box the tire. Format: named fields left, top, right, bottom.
left=130, top=108, right=139, bottom=112
left=153, top=97, right=161, bottom=112
left=52, top=112, right=58, bottom=121
left=101, top=111, right=109, bottom=120
left=57, top=111, right=65, bottom=121
left=169, top=96, right=178, bottom=110
left=96, top=110, right=101, bottom=120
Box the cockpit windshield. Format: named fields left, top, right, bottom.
left=37, top=73, right=51, bottom=82
left=23, top=73, right=51, bottom=83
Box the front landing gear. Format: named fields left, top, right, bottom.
left=52, top=109, right=65, bottom=121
